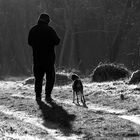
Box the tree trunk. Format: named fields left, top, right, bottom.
left=58, top=0, right=77, bottom=68
left=58, top=2, right=70, bottom=67
left=68, top=31, right=76, bottom=67
left=109, top=0, right=132, bottom=62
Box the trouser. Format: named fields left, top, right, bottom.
left=33, top=64, right=55, bottom=98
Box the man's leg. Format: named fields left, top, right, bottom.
left=33, top=65, right=45, bottom=101
left=45, top=65, right=55, bottom=102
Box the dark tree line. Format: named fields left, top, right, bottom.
left=0, top=0, right=40, bottom=76
left=0, top=0, right=140, bottom=76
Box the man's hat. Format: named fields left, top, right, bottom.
left=38, top=13, right=50, bottom=24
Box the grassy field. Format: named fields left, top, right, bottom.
left=0, top=75, right=140, bottom=139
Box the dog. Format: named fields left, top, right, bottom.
left=70, top=73, right=87, bottom=107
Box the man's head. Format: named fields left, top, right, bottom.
left=38, top=13, right=50, bottom=24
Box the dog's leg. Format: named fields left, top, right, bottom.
left=82, top=94, right=86, bottom=104
left=81, top=91, right=87, bottom=107
left=82, top=96, right=87, bottom=108
left=80, top=92, right=83, bottom=103
left=73, top=91, right=75, bottom=103
left=80, top=90, right=85, bottom=103
left=76, top=92, right=79, bottom=105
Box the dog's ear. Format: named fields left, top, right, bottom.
left=68, top=73, right=73, bottom=80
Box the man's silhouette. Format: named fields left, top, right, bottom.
left=28, top=13, right=60, bottom=102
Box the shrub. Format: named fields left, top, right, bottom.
left=91, top=63, right=130, bottom=82
left=55, top=72, right=71, bottom=86
left=23, top=72, right=71, bottom=86
left=23, top=76, right=35, bottom=85
left=128, top=70, right=140, bottom=84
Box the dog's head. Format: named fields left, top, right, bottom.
left=70, top=73, right=80, bottom=81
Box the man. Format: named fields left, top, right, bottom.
left=28, top=13, right=60, bottom=102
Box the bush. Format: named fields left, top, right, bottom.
left=23, top=77, right=35, bottom=85
left=23, top=72, right=71, bottom=86
left=55, top=72, right=71, bottom=86
left=128, top=70, right=140, bottom=84
left=91, top=63, right=130, bottom=82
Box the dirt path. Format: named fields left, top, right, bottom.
left=119, top=115, right=140, bottom=126
left=11, top=93, right=127, bottom=114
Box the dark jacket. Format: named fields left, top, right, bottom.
left=28, top=22, right=60, bottom=66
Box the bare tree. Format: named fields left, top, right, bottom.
left=109, top=0, right=135, bottom=62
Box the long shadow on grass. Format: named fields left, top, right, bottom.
left=37, top=100, right=77, bottom=136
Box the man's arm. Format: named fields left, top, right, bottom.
left=51, top=28, right=60, bottom=46
left=28, top=27, right=37, bottom=47
left=54, top=31, right=60, bottom=45
left=28, top=29, right=33, bottom=47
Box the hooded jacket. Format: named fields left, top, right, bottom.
left=28, top=14, right=60, bottom=66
